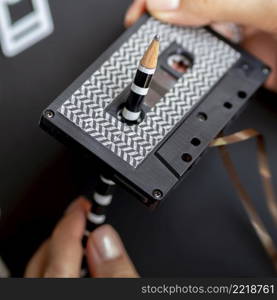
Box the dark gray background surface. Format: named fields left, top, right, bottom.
left=0, top=0, right=277, bottom=277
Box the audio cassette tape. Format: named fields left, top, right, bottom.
left=40, top=15, right=270, bottom=207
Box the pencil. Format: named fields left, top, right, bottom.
left=81, top=175, right=116, bottom=277
left=122, top=35, right=160, bottom=122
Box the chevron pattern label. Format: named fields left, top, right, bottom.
left=59, top=18, right=240, bottom=168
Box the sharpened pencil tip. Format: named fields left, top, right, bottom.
left=140, top=34, right=160, bottom=69
left=154, top=34, right=160, bottom=41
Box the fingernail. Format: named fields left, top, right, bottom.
left=91, top=225, right=122, bottom=261
left=149, top=0, right=180, bottom=11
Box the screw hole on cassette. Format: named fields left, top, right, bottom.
left=241, top=63, right=249, bottom=71
left=262, top=67, right=270, bottom=75
left=45, top=110, right=54, bottom=118
left=197, top=112, right=208, bottom=122
left=224, top=102, right=233, bottom=109
left=152, top=189, right=163, bottom=199
left=238, top=91, right=247, bottom=99
left=182, top=153, right=192, bottom=163
left=191, top=138, right=201, bottom=147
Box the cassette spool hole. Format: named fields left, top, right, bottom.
left=167, top=52, right=193, bottom=74
left=197, top=112, right=208, bottom=121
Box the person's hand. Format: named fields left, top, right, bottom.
left=125, top=0, right=277, bottom=92
left=24, top=198, right=138, bottom=278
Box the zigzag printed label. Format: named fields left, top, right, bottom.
left=59, top=18, right=240, bottom=168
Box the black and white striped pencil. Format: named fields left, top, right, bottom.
left=81, top=174, right=116, bottom=276
left=122, top=35, right=160, bottom=123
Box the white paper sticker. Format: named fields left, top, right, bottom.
left=0, top=0, right=54, bottom=57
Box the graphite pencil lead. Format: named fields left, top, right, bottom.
left=154, top=34, right=160, bottom=41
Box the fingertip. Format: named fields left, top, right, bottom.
left=65, top=196, right=90, bottom=216
left=86, top=224, right=123, bottom=275
left=53, top=209, right=86, bottom=243
left=124, top=0, right=146, bottom=27
left=124, top=10, right=138, bottom=28
left=149, top=11, right=180, bottom=25
left=124, top=13, right=134, bottom=28
left=146, top=0, right=180, bottom=12
left=88, top=224, right=123, bottom=261
left=86, top=225, right=138, bottom=278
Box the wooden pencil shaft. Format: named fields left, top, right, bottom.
left=140, top=36, right=160, bottom=69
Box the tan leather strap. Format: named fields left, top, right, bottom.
left=210, top=129, right=277, bottom=271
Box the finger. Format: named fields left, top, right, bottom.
left=43, top=199, right=89, bottom=278
left=125, top=0, right=146, bottom=27
left=87, top=225, right=139, bottom=278
left=24, top=240, right=50, bottom=278
left=147, top=0, right=209, bottom=26
left=65, top=196, right=91, bottom=216
left=140, top=0, right=277, bottom=33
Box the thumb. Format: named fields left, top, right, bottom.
left=86, top=225, right=139, bottom=278
left=146, top=0, right=277, bottom=33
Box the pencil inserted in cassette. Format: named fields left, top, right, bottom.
left=107, top=42, right=193, bottom=120
left=40, top=15, right=270, bottom=207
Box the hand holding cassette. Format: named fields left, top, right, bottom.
left=125, top=0, right=277, bottom=92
